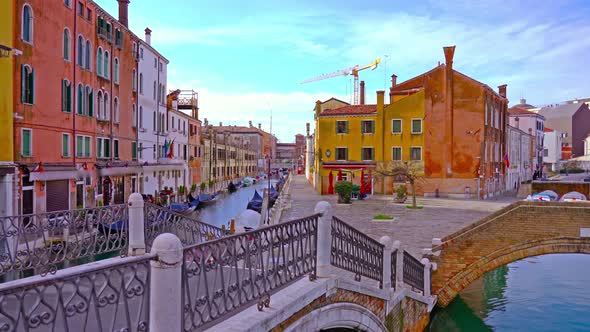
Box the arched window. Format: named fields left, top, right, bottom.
left=21, top=65, right=35, bottom=104
left=22, top=5, right=33, bottom=43
left=139, top=73, right=143, bottom=94
left=63, top=29, right=70, bottom=60
left=113, top=97, right=119, bottom=123
left=104, top=93, right=110, bottom=120
left=103, top=51, right=109, bottom=78
left=97, top=91, right=103, bottom=119
left=77, top=84, right=84, bottom=115
left=77, top=35, right=84, bottom=66
left=114, top=58, right=119, bottom=83
left=86, top=86, right=93, bottom=117
left=97, top=48, right=103, bottom=76
left=132, top=69, right=137, bottom=91
left=85, top=40, right=91, bottom=70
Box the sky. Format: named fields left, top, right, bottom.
left=96, top=0, right=590, bottom=142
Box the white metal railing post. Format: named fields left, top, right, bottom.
left=128, top=193, right=146, bottom=256
left=380, top=236, right=393, bottom=289
left=420, top=258, right=432, bottom=297
left=314, top=201, right=332, bottom=278
left=149, top=233, right=183, bottom=332
left=393, top=240, right=404, bottom=289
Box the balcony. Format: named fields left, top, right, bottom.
left=98, top=26, right=112, bottom=42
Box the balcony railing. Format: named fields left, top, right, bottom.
left=181, top=213, right=319, bottom=331
left=98, top=26, right=112, bottom=42
left=403, top=250, right=424, bottom=292
left=330, top=216, right=384, bottom=288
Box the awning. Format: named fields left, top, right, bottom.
left=141, top=163, right=188, bottom=173
left=98, top=166, right=143, bottom=177
left=29, top=170, right=79, bottom=181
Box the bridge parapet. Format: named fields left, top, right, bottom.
left=424, top=201, right=590, bottom=307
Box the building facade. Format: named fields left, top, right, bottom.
left=508, top=106, right=545, bottom=178
left=314, top=46, right=508, bottom=199
left=538, top=102, right=590, bottom=159
left=542, top=127, right=563, bottom=172
left=506, top=125, right=533, bottom=191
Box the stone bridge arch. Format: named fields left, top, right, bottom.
left=284, top=303, right=387, bottom=332
left=426, top=201, right=590, bottom=307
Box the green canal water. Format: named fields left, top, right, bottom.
left=428, top=254, right=590, bottom=331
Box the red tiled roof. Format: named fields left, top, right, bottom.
left=508, top=106, right=538, bottom=116
left=320, top=104, right=377, bottom=116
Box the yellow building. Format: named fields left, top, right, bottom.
left=314, top=89, right=425, bottom=195
left=0, top=0, right=16, bottom=217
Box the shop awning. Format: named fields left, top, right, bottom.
left=29, top=170, right=79, bottom=181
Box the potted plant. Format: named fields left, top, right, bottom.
left=208, top=180, right=215, bottom=189
left=394, top=185, right=407, bottom=203
left=200, top=182, right=207, bottom=192
left=178, top=185, right=185, bottom=195
left=191, top=183, right=197, bottom=193
left=334, top=181, right=353, bottom=204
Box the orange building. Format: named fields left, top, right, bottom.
left=13, top=0, right=140, bottom=213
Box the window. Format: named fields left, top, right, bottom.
left=140, top=47, right=143, bottom=59
left=114, top=58, right=119, bottom=83
left=113, top=97, right=119, bottom=123
left=103, top=51, right=109, bottom=78
left=22, top=5, right=33, bottom=43
left=132, top=142, right=137, bottom=161
left=83, top=86, right=93, bottom=116
left=115, top=29, right=123, bottom=48
left=77, top=84, right=83, bottom=114
left=132, top=69, right=137, bottom=91
left=152, top=111, right=156, bottom=131
left=139, top=73, right=143, bottom=94
left=154, top=58, right=157, bottom=68
left=97, top=137, right=110, bottom=158
left=62, top=133, right=70, bottom=157
left=77, top=2, right=83, bottom=16
left=361, top=120, right=374, bottom=134
left=76, top=35, right=84, bottom=66
left=392, top=147, right=402, bottom=161
left=64, top=0, right=71, bottom=7
left=361, top=147, right=374, bottom=161
left=336, top=120, right=348, bottom=134
left=61, top=79, right=72, bottom=113
left=410, top=147, right=422, bottom=161
left=76, top=135, right=83, bottom=157
left=153, top=81, right=156, bottom=100
left=172, top=116, right=175, bottom=129
left=114, top=139, right=119, bottom=159
left=159, top=61, right=163, bottom=72
left=139, top=143, right=143, bottom=159
left=335, top=148, right=348, bottom=161
left=411, top=119, right=422, bottom=134
left=104, top=93, right=110, bottom=120
left=139, top=106, right=143, bottom=128
left=97, top=91, right=103, bottom=119
left=392, top=119, right=402, bottom=133
left=543, top=148, right=548, bottom=157
left=21, top=65, right=34, bottom=104
left=132, top=104, right=137, bottom=128
left=86, top=8, right=91, bottom=21
left=84, top=40, right=91, bottom=70
left=63, top=29, right=70, bottom=60
left=21, top=129, right=32, bottom=157
left=97, top=48, right=103, bottom=76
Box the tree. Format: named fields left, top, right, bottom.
left=376, top=161, right=423, bottom=208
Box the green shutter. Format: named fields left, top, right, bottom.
left=84, top=137, right=90, bottom=157
left=97, top=138, right=102, bottom=158
left=61, top=80, right=65, bottom=112
left=29, top=69, right=34, bottom=104
left=76, top=136, right=83, bottom=157
left=22, top=130, right=31, bottom=156
left=114, top=140, right=119, bottom=159
left=105, top=139, right=110, bottom=158
left=67, top=84, right=72, bottom=113
left=132, top=142, right=137, bottom=160
left=62, top=134, right=69, bottom=157
left=77, top=85, right=83, bottom=114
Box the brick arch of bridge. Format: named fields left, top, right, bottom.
left=426, top=201, right=590, bottom=307
left=284, top=303, right=387, bottom=332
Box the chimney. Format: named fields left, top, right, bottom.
left=443, top=46, right=456, bottom=177
left=117, top=0, right=130, bottom=28
left=249, top=120, right=253, bottom=128
left=144, top=27, right=152, bottom=45
left=204, top=118, right=208, bottom=126
left=219, top=122, right=222, bottom=126
left=258, top=123, right=261, bottom=130
left=360, top=81, right=366, bottom=105
left=389, top=74, right=397, bottom=103
left=306, top=123, right=310, bottom=136
left=376, top=91, right=385, bottom=114
left=498, top=84, right=507, bottom=98
left=520, top=98, right=526, bottom=105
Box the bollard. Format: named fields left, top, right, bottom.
left=128, top=193, right=146, bottom=256
left=229, top=219, right=235, bottom=234
left=420, top=258, right=432, bottom=297
left=393, top=240, right=403, bottom=289
left=149, top=233, right=183, bottom=332
left=379, top=236, right=393, bottom=289
left=314, top=201, right=332, bottom=278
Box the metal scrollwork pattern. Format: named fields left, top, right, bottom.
left=181, top=213, right=319, bottom=331
left=402, top=251, right=424, bottom=292
left=330, top=216, right=384, bottom=288
left=0, top=205, right=129, bottom=279
left=0, top=256, right=150, bottom=331
left=391, top=249, right=397, bottom=288
left=144, top=203, right=225, bottom=249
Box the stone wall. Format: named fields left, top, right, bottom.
left=384, top=296, right=430, bottom=332
left=427, top=201, right=590, bottom=307
left=532, top=181, right=590, bottom=197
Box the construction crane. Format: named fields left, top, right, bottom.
left=301, top=58, right=381, bottom=105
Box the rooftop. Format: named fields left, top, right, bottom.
left=320, top=104, right=377, bottom=116
left=508, top=106, right=543, bottom=118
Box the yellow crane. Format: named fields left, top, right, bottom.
left=301, top=58, right=381, bottom=105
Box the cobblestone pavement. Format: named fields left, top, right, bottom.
left=281, top=175, right=518, bottom=257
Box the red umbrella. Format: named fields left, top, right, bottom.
left=360, top=169, right=365, bottom=197
left=337, top=169, right=343, bottom=181
left=328, top=171, right=334, bottom=194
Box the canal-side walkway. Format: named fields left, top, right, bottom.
left=281, top=175, right=517, bottom=256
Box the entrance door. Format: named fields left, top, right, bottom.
left=131, top=177, right=137, bottom=194
left=76, top=183, right=84, bottom=209
left=46, top=180, right=69, bottom=212
left=113, top=177, right=125, bottom=204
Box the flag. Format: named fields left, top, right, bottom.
left=503, top=153, right=510, bottom=168
left=168, top=139, right=175, bottom=158
left=32, top=162, right=43, bottom=172
left=163, top=139, right=168, bottom=157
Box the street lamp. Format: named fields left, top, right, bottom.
left=265, top=153, right=271, bottom=223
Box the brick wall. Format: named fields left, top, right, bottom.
left=384, top=297, right=430, bottom=332
left=531, top=181, right=590, bottom=198
left=427, top=201, right=590, bottom=307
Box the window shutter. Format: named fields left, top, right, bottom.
left=67, top=84, right=72, bottom=112
left=21, top=65, right=25, bottom=102
left=61, top=80, right=65, bottom=112
left=345, top=122, right=349, bottom=133
left=29, top=69, right=35, bottom=103
left=88, top=90, right=93, bottom=116
left=84, top=137, right=90, bottom=157
left=22, top=130, right=30, bottom=156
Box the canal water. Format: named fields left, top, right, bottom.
left=194, top=179, right=277, bottom=229
left=428, top=254, right=590, bottom=332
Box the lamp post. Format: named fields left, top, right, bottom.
left=265, top=153, right=271, bottom=223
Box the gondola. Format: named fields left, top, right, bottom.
left=199, top=192, right=221, bottom=206
left=246, top=190, right=263, bottom=213
left=243, top=177, right=253, bottom=187
left=228, top=181, right=237, bottom=193
left=235, top=180, right=243, bottom=188
left=169, top=202, right=198, bottom=215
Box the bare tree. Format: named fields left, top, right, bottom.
left=376, top=161, right=423, bottom=208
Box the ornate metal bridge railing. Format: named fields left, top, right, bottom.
left=391, top=249, right=397, bottom=288
left=0, top=254, right=151, bottom=331
left=403, top=251, right=424, bottom=292
left=330, top=216, right=384, bottom=288
left=0, top=204, right=128, bottom=278
left=181, top=213, right=320, bottom=331
left=144, top=203, right=225, bottom=249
